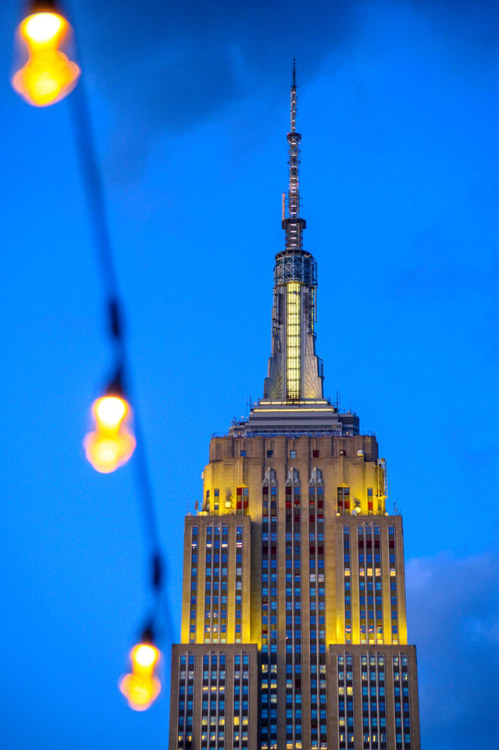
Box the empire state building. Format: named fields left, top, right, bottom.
left=168, top=68, right=421, bottom=750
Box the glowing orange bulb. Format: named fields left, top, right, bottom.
left=132, top=643, right=160, bottom=672
left=119, top=641, right=161, bottom=711
left=119, top=673, right=161, bottom=711
left=12, top=10, right=80, bottom=107
left=84, top=394, right=136, bottom=473
left=84, top=431, right=136, bottom=473
left=94, top=395, right=128, bottom=430
left=23, top=12, right=64, bottom=45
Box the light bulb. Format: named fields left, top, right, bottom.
left=12, top=8, right=80, bottom=107
left=119, top=672, right=161, bottom=711
left=94, top=395, right=128, bottom=430
left=119, top=639, right=161, bottom=711
left=24, top=12, right=64, bottom=44
left=131, top=643, right=160, bottom=673
left=84, top=394, right=136, bottom=473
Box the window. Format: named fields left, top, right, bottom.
left=267, top=450, right=273, bottom=458
left=337, top=486, right=350, bottom=514
left=290, top=450, right=296, bottom=458
left=240, top=450, right=246, bottom=457
left=313, top=449, right=320, bottom=458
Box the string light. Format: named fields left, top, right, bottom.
left=119, top=629, right=162, bottom=711
left=13, top=0, right=172, bottom=712
left=12, top=1, right=80, bottom=106
left=83, top=390, right=136, bottom=473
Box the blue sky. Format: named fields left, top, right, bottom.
left=1, top=1, right=498, bottom=748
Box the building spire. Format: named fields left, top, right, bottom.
left=228, top=65, right=364, bottom=436
left=256, top=60, right=326, bottom=407
left=287, top=60, right=301, bottom=222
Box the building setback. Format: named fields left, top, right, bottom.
left=168, top=66, right=421, bottom=750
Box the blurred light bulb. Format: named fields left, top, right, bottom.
left=84, top=394, right=136, bottom=473
left=25, top=12, right=64, bottom=43
left=12, top=9, right=80, bottom=107
left=119, top=640, right=161, bottom=711
left=119, top=672, right=161, bottom=711
left=131, top=643, right=160, bottom=673
left=95, top=395, right=127, bottom=430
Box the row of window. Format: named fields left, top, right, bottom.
left=309, top=482, right=328, bottom=748
left=189, top=524, right=243, bottom=644
left=241, top=448, right=359, bottom=459
left=209, top=473, right=382, bottom=517
left=285, top=479, right=302, bottom=744
left=260, top=471, right=279, bottom=745
left=343, top=525, right=400, bottom=645
left=335, top=652, right=413, bottom=750
left=177, top=652, right=251, bottom=750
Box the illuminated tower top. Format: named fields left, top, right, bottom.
left=230, top=65, right=358, bottom=438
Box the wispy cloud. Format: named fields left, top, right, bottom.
left=407, top=551, right=499, bottom=750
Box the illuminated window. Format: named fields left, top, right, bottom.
left=286, top=282, right=301, bottom=399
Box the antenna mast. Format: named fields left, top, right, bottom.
left=287, top=58, right=301, bottom=222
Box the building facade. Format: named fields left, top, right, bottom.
left=168, top=70, right=421, bottom=750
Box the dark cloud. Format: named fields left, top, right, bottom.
left=70, top=0, right=499, bottom=180
left=80, top=0, right=365, bottom=112
left=406, top=551, right=499, bottom=750
left=413, top=0, right=499, bottom=57
left=72, top=0, right=368, bottom=179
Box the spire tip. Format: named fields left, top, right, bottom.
left=292, top=58, right=296, bottom=88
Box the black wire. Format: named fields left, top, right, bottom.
left=68, top=74, right=172, bottom=642
left=69, top=81, right=118, bottom=303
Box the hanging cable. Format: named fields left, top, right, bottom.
left=68, top=42, right=173, bottom=683
left=12, top=0, right=173, bottom=710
